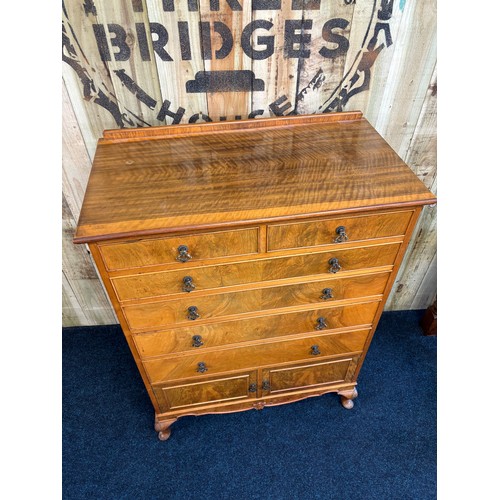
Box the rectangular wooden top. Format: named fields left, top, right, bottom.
left=74, top=112, right=436, bottom=243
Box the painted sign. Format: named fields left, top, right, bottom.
left=62, top=0, right=396, bottom=127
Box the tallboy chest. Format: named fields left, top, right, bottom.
left=74, top=112, right=436, bottom=441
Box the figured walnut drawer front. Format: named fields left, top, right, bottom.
left=152, top=371, right=258, bottom=412
left=143, top=330, right=369, bottom=384
left=112, top=242, right=400, bottom=301
left=261, top=356, right=359, bottom=396
left=267, top=210, right=413, bottom=251
left=123, top=272, right=389, bottom=331
left=134, top=301, right=379, bottom=357
left=98, top=228, right=259, bottom=271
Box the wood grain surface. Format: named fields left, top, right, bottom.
left=74, top=114, right=435, bottom=243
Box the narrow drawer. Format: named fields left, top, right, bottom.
left=123, top=272, right=390, bottom=331
left=152, top=371, right=258, bottom=412
left=98, top=227, right=259, bottom=271
left=112, top=242, right=400, bottom=301
left=267, top=210, right=413, bottom=251
left=261, top=356, right=359, bottom=395
left=143, top=330, right=369, bottom=384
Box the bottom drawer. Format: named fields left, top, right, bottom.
left=262, top=356, right=359, bottom=396
left=153, top=371, right=257, bottom=412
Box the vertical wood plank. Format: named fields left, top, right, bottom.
left=342, top=0, right=406, bottom=121
left=250, top=1, right=303, bottom=118
left=91, top=0, right=164, bottom=126
left=410, top=252, right=437, bottom=310
left=296, top=0, right=355, bottom=115
left=62, top=1, right=120, bottom=155
left=62, top=80, right=92, bottom=221
left=199, top=0, right=252, bottom=119
left=374, top=0, right=437, bottom=157
left=145, top=0, right=208, bottom=122
left=63, top=193, right=117, bottom=326
left=403, top=64, right=437, bottom=190
left=62, top=272, right=89, bottom=327
left=385, top=63, right=437, bottom=311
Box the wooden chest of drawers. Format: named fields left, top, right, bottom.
left=74, top=112, right=436, bottom=441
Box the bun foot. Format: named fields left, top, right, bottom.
left=158, top=428, right=172, bottom=441
left=338, top=387, right=358, bottom=410
left=154, top=415, right=177, bottom=441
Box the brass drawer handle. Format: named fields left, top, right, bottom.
left=311, top=345, right=321, bottom=356
left=182, top=276, right=196, bottom=292
left=196, top=362, right=208, bottom=373
left=334, top=226, right=348, bottom=243
left=320, top=288, right=333, bottom=300
left=187, top=306, right=200, bottom=320
left=176, top=245, right=192, bottom=262
left=249, top=383, right=257, bottom=393
left=192, top=335, right=203, bottom=348
left=262, top=380, right=271, bottom=391
left=315, top=317, right=328, bottom=330
left=328, top=257, right=341, bottom=274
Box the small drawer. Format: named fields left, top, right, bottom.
left=267, top=210, right=413, bottom=251
left=143, top=330, right=368, bottom=384
left=98, top=227, right=259, bottom=271
left=112, top=242, right=400, bottom=301
left=122, top=272, right=389, bottom=332
left=261, top=356, right=359, bottom=396
left=152, top=371, right=258, bottom=412
left=134, top=302, right=379, bottom=357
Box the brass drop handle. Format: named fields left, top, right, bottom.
left=176, top=245, right=192, bottom=262
left=320, top=288, right=334, bottom=300
left=187, top=306, right=200, bottom=320
left=262, top=380, right=271, bottom=391
left=311, top=345, right=321, bottom=356
left=196, top=362, right=208, bottom=373
left=334, top=226, right=348, bottom=243
left=315, top=317, right=328, bottom=330
left=328, top=257, right=342, bottom=274
left=192, top=335, right=203, bottom=348
left=249, top=383, right=257, bottom=393
left=182, top=276, right=196, bottom=292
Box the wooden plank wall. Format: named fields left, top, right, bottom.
left=62, top=0, right=437, bottom=326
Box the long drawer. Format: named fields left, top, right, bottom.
left=98, top=227, right=259, bottom=271
left=112, top=242, right=400, bottom=301
left=143, top=329, right=369, bottom=384
left=133, top=301, right=380, bottom=357
left=267, top=210, right=413, bottom=251
left=123, top=272, right=390, bottom=331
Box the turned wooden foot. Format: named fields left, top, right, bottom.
left=338, top=387, right=358, bottom=409
left=154, top=416, right=177, bottom=441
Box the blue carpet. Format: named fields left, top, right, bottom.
left=63, top=310, right=436, bottom=500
